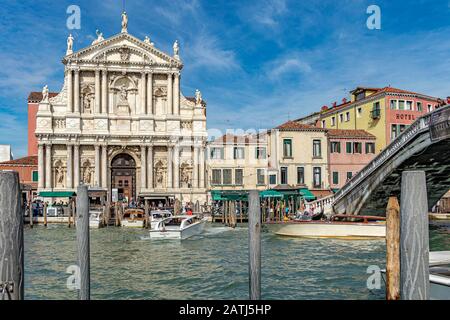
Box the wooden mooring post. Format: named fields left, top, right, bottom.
left=29, top=199, right=33, bottom=229
left=0, top=171, right=24, bottom=300
left=248, top=190, right=261, bottom=300
left=386, top=196, right=400, bottom=300
left=43, top=202, right=48, bottom=227
left=76, top=185, right=90, bottom=300
left=399, top=171, right=429, bottom=300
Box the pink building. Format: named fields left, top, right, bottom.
left=327, top=129, right=376, bottom=189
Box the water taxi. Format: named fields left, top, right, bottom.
left=266, top=215, right=386, bottom=240
left=149, top=215, right=205, bottom=240
left=121, top=208, right=145, bottom=228
left=149, top=209, right=173, bottom=229
left=429, top=251, right=450, bottom=300
left=89, top=210, right=103, bottom=228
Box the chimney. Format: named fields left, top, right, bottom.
left=447, top=96, right=450, bottom=104
left=321, top=105, right=329, bottom=112
left=342, top=98, right=347, bottom=104
left=332, top=102, right=337, bottom=107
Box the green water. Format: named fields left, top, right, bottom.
left=24, top=221, right=449, bottom=300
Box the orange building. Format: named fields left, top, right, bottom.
left=0, top=156, right=38, bottom=202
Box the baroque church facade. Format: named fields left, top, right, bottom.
left=35, top=13, right=208, bottom=204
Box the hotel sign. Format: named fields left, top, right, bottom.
left=395, top=113, right=416, bottom=121
left=430, top=107, right=450, bottom=142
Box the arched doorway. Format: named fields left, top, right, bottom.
left=111, top=153, right=136, bottom=202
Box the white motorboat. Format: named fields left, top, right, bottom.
left=381, top=251, right=450, bottom=300
left=149, top=215, right=205, bottom=240
left=89, top=210, right=103, bottom=229
left=149, top=209, right=173, bottom=229
left=429, top=251, right=450, bottom=300
left=266, top=215, right=386, bottom=240
left=121, top=208, right=145, bottom=228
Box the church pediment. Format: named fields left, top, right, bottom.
left=64, top=33, right=182, bottom=68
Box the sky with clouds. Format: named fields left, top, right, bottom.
left=0, top=0, right=449, bottom=158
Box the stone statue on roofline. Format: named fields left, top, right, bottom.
left=92, top=30, right=104, bottom=45
left=173, top=40, right=179, bottom=58
left=66, top=34, right=74, bottom=55
left=144, top=36, right=154, bottom=46
left=195, top=89, right=202, bottom=106
left=121, top=11, right=128, bottom=33
left=42, top=85, right=49, bottom=103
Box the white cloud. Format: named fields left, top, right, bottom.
left=249, top=0, right=288, bottom=27
left=184, top=34, right=239, bottom=72
left=266, top=56, right=312, bottom=79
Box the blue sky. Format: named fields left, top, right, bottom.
left=1, top=0, right=449, bottom=158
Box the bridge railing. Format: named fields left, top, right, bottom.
left=304, top=194, right=335, bottom=216
left=333, top=105, right=448, bottom=205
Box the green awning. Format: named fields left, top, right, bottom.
left=39, top=191, right=76, bottom=198
left=259, top=190, right=283, bottom=198
left=299, top=188, right=316, bottom=201
left=211, top=190, right=248, bottom=201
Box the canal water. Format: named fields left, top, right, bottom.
left=24, top=221, right=449, bottom=300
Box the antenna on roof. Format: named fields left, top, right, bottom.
left=287, top=111, right=291, bottom=121
left=122, top=0, right=126, bottom=11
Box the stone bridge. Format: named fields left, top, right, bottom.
left=307, top=105, right=450, bottom=216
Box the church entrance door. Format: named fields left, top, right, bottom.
left=111, top=154, right=136, bottom=203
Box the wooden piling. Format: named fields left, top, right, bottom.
left=386, top=196, right=400, bottom=300
left=29, top=200, right=33, bottom=229
left=239, top=200, right=243, bottom=224
left=400, top=171, right=430, bottom=300
left=114, top=202, right=119, bottom=227
left=0, top=171, right=24, bottom=300
left=248, top=190, right=261, bottom=300
left=144, top=200, right=149, bottom=229
left=76, top=185, right=90, bottom=300
left=43, top=202, right=48, bottom=227
left=68, top=199, right=72, bottom=228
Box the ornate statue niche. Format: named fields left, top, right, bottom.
left=54, top=160, right=65, bottom=188
left=81, top=84, right=95, bottom=114
left=82, top=160, right=93, bottom=185
left=180, top=162, right=192, bottom=188
left=154, top=86, right=167, bottom=115
left=110, top=75, right=138, bottom=115
left=154, top=160, right=167, bottom=189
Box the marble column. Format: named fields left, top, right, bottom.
left=38, top=144, right=45, bottom=189
left=67, top=69, right=73, bottom=113
left=95, top=70, right=100, bottom=114
left=167, top=73, right=173, bottom=114
left=66, top=145, right=73, bottom=189
left=147, top=73, right=153, bottom=115
left=167, top=146, right=173, bottom=188
left=173, top=146, right=179, bottom=189
left=199, top=145, right=205, bottom=189
left=74, top=69, right=80, bottom=113
left=141, top=72, right=146, bottom=114
left=174, top=73, right=180, bottom=115
left=74, top=144, right=80, bottom=188
left=45, top=144, right=52, bottom=189
left=141, top=145, right=147, bottom=190
left=147, top=146, right=153, bottom=189
left=193, top=146, right=199, bottom=188
left=102, top=145, right=107, bottom=188
left=101, top=69, right=108, bottom=114
left=94, top=145, right=100, bottom=186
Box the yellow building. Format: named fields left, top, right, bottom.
left=316, top=87, right=440, bottom=153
